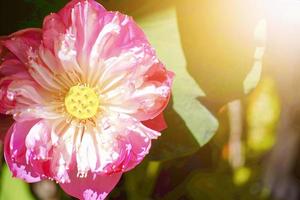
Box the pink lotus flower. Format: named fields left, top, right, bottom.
left=0, top=0, right=174, bottom=199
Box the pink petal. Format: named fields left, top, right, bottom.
left=0, top=72, right=61, bottom=120
left=41, top=0, right=106, bottom=75
left=142, top=113, right=167, bottom=132
left=102, top=62, right=174, bottom=121
left=60, top=170, right=122, bottom=200
left=0, top=41, right=27, bottom=76
left=0, top=59, right=26, bottom=76
left=41, top=13, right=76, bottom=75
left=96, top=113, right=160, bottom=173
left=0, top=29, right=54, bottom=115
left=27, top=52, right=64, bottom=92
left=58, top=0, right=106, bottom=26
left=42, top=13, right=66, bottom=54
left=2, top=28, right=42, bottom=64
left=71, top=113, right=160, bottom=175
left=0, top=71, right=31, bottom=114
left=41, top=0, right=152, bottom=83
left=111, top=126, right=158, bottom=172
left=4, top=120, right=42, bottom=182
left=0, top=79, right=16, bottom=114
left=86, top=12, right=153, bottom=86
left=6, top=119, right=75, bottom=183
left=24, top=119, right=73, bottom=183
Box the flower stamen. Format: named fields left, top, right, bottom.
left=65, top=85, right=99, bottom=120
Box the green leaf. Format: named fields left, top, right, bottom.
left=0, top=165, right=34, bottom=200
left=244, top=19, right=266, bottom=94
left=186, top=172, right=235, bottom=200
left=124, top=160, right=161, bottom=200
left=148, top=101, right=201, bottom=160
left=243, top=61, right=262, bottom=94
left=135, top=6, right=218, bottom=148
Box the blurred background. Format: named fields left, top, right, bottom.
left=1, top=0, right=300, bottom=199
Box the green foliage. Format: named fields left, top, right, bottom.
left=244, top=62, right=262, bottom=94
left=0, top=165, right=34, bottom=200
left=246, top=77, right=280, bottom=154
left=186, top=172, right=235, bottom=200
left=124, top=160, right=161, bottom=199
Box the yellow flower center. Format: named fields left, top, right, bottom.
left=64, top=85, right=99, bottom=120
